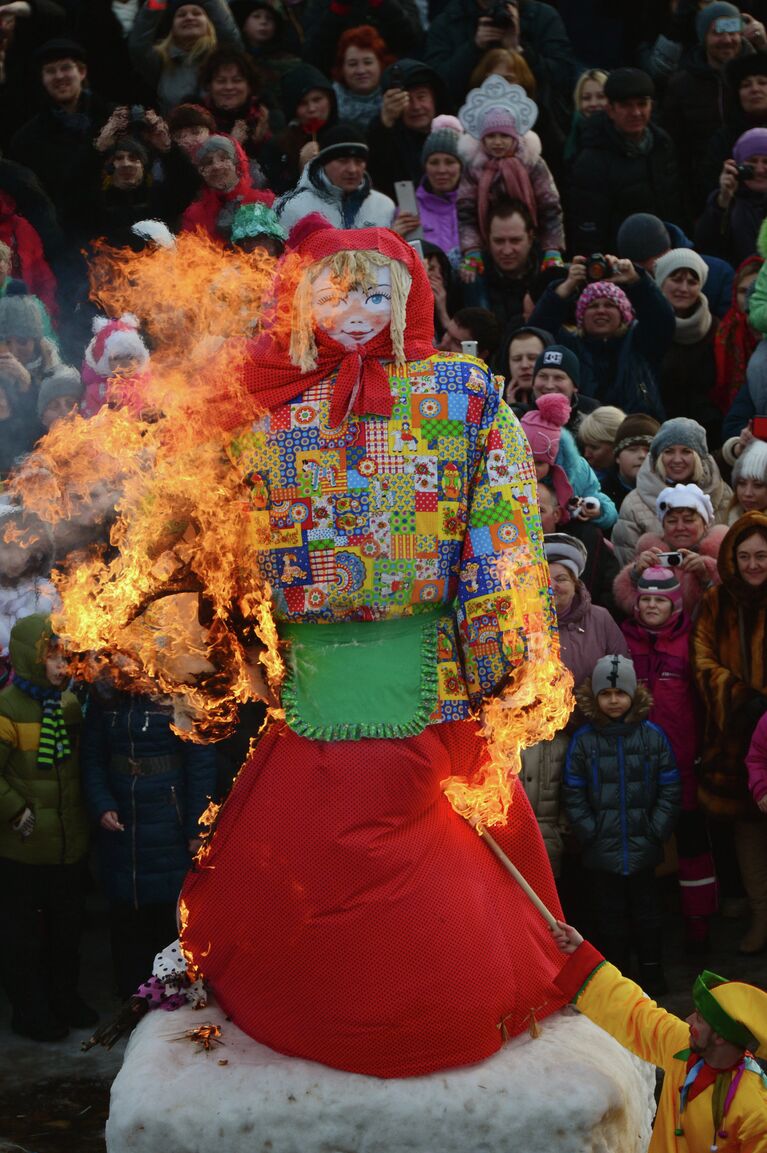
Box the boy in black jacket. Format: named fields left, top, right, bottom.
left=563, top=653, right=681, bottom=994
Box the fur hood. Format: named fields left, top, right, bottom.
left=574, top=680, right=653, bottom=726
left=717, top=508, right=767, bottom=594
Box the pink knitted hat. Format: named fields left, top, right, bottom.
left=575, top=281, right=635, bottom=329
left=479, top=107, right=520, bottom=140
left=521, top=393, right=571, bottom=463
left=635, top=565, right=683, bottom=616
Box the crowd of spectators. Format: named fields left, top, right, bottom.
left=2, top=0, right=767, bottom=1042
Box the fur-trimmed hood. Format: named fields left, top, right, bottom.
left=574, top=679, right=653, bottom=727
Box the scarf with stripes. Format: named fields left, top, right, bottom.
left=13, top=675, right=71, bottom=770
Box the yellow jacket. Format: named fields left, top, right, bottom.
left=555, top=943, right=767, bottom=1152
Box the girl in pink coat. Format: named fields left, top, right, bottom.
left=622, top=565, right=717, bottom=950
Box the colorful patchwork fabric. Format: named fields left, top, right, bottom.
left=229, top=352, right=554, bottom=719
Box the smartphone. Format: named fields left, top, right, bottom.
left=752, top=415, right=767, bottom=440
left=394, top=180, right=423, bottom=239
left=461, top=340, right=478, bottom=357
left=715, top=16, right=742, bottom=32
left=409, top=238, right=427, bottom=264
left=388, top=64, right=404, bottom=89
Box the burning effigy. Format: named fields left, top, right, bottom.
left=9, top=222, right=574, bottom=1079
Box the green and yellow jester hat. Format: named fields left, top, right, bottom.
left=693, top=970, right=767, bottom=1057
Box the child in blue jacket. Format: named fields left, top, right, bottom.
left=563, top=653, right=681, bottom=994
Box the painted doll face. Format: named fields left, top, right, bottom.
left=310, top=266, right=392, bottom=349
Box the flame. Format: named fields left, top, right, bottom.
left=5, top=232, right=294, bottom=741
left=442, top=551, right=574, bottom=828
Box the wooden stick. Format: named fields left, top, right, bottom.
left=476, top=824, right=559, bottom=930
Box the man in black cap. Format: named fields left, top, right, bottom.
left=9, top=40, right=110, bottom=244
left=662, top=2, right=767, bottom=223
left=275, top=121, right=395, bottom=232
left=366, top=58, right=448, bottom=199
left=567, top=68, right=681, bottom=255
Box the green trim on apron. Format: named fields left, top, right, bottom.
left=279, top=611, right=444, bottom=741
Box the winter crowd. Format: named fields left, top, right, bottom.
left=2, top=0, right=767, bottom=1050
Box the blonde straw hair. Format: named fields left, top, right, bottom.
left=289, top=251, right=412, bottom=371
left=155, top=14, right=216, bottom=68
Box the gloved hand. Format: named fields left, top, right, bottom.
left=11, top=806, right=35, bottom=838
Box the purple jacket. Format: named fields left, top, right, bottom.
left=558, top=587, right=628, bottom=693
left=622, top=612, right=700, bottom=810
left=416, top=181, right=460, bottom=267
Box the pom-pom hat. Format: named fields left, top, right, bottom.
left=575, top=282, right=635, bottom=329
left=656, top=483, right=715, bottom=525
left=421, top=115, right=463, bottom=165
left=521, top=393, right=571, bottom=463
left=85, top=315, right=149, bottom=377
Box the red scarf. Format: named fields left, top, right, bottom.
left=218, top=227, right=436, bottom=430
left=712, top=255, right=763, bottom=413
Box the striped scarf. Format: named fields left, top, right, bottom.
left=13, top=675, right=71, bottom=770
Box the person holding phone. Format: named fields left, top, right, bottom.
left=662, top=3, right=766, bottom=223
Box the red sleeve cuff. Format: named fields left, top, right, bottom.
left=554, top=941, right=605, bottom=1002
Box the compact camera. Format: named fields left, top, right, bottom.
left=656, top=551, right=683, bottom=567
left=737, top=163, right=756, bottom=182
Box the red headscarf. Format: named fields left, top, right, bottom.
left=219, top=227, right=435, bottom=430
left=713, top=254, right=764, bottom=413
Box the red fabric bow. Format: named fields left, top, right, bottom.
left=218, top=227, right=436, bottom=430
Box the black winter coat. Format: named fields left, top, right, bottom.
left=528, top=270, right=673, bottom=417
left=563, top=683, right=681, bottom=876
left=81, top=692, right=218, bottom=908
left=425, top=0, right=575, bottom=104
left=661, top=47, right=738, bottom=223
left=567, top=112, right=682, bottom=254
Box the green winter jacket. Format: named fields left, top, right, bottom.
left=0, top=614, right=87, bottom=865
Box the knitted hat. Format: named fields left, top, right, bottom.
left=692, top=969, right=767, bottom=1058
left=726, top=53, right=767, bottom=90
left=635, top=566, right=683, bottom=614
left=592, top=653, right=637, bottom=699
left=732, top=439, right=767, bottom=485
left=107, top=135, right=149, bottom=166
left=544, top=532, right=587, bottom=579
left=0, top=293, right=43, bottom=342
left=696, top=2, right=741, bottom=42
left=196, top=134, right=237, bottom=164
left=616, top=213, right=670, bottom=265
left=36, top=365, right=83, bottom=421
left=656, top=483, right=715, bottom=525
left=421, top=115, right=463, bottom=164
left=85, top=314, right=149, bottom=377
left=575, top=281, right=635, bottom=329
left=479, top=107, right=519, bottom=139
left=654, top=247, right=709, bottom=288
left=578, top=405, right=626, bottom=447
left=167, top=103, right=217, bottom=133
left=315, top=121, right=369, bottom=165
left=34, top=38, right=87, bottom=69
left=521, top=393, right=571, bottom=463
left=533, top=344, right=580, bottom=388
left=650, top=417, right=708, bottom=461
left=733, top=127, right=767, bottom=166
left=613, top=412, right=661, bottom=456
left=231, top=201, right=287, bottom=244
left=603, top=68, right=654, bottom=103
